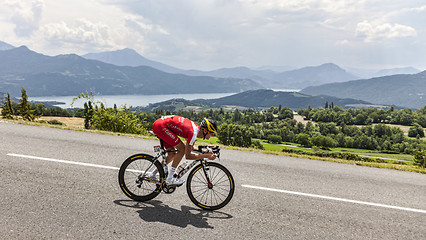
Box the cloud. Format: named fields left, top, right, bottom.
left=41, top=18, right=116, bottom=51
left=6, top=0, right=45, bottom=37
left=356, top=20, right=417, bottom=42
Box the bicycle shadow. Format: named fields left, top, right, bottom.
left=113, top=200, right=233, bottom=229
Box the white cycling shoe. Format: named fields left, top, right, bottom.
left=166, top=177, right=185, bottom=186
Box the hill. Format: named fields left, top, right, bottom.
left=83, top=48, right=181, bottom=73
left=82, top=49, right=358, bottom=89
left=269, top=63, right=358, bottom=89
left=0, top=41, right=15, bottom=51
left=138, top=89, right=378, bottom=112
left=347, top=67, right=420, bottom=79
left=0, top=46, right=262, bottom=97
left=300, top=71, right=426, bottom=109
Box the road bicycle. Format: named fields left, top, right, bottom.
left=118, top=132, right=235, bottom=211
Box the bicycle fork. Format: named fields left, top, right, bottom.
left=201, top=160, right=213, bottom=189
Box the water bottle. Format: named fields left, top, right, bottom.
left=177, top=161, right=188, bottom=173
left=163, top=164, right=168, bottom=177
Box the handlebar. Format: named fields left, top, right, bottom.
left=194, top=145, right=221, bottom=159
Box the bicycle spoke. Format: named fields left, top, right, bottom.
left=119, top=155, right=163, bottom=202
left=187, top=163, right=234, bottom=210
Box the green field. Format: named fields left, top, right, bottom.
left=199, top=137, right=415, bottom=162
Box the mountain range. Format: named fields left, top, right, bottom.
left=301, top=71, right=426, bottom=109
left=0, top=46, right=261, bottom=97
left=1, top=40, right=425, bottom=109
left=83, top=48, right=420, bottom=89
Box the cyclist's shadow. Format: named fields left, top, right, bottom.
left=113, top=200, right=233, bottom=229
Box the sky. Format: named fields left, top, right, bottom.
left=0, top=0, right=425, bottom=71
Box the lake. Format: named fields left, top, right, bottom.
left=30, top=89, right=300, bottom=109
left=30, top=93, right=238, bottom=109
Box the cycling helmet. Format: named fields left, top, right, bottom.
left=200, top=118, right=217, bottom=134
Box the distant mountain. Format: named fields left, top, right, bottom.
left=254, top=65, right=296, bottom=72
left=0, top=46, right=262, bottom=97
left=0, top=41, right=15, bottom=51
left=0, top=91, right=19, bottom=105
left=83, top=49, right=283, bottom=85
left=138, top=89, right=377, bottom=112
left=348, top=67, right=421, bottom=79
left=372, top=67, right=420, bottom=78
left=300, top=71, right=426, bottom=109
left=83, top=48, right=182, bottom=73
left=81, top=49, right=362, bottom=89
left=177, top=63, right=359, bottom=90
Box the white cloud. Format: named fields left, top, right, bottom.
left=1, top=0, right=425, bottom=70
left=40, top=19, right=117, bottom=52
left=356, top=20, right=417, bottom=42
left=4, top=0, right=45, bottom=37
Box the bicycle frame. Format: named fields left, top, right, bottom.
left=145, top=142, right=217, bottom=188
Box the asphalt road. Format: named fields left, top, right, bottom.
left=1, top=121, right=425, bottom=239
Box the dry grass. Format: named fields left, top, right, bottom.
left=38, top=116, right=84, bottom=129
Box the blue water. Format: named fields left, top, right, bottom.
left=30, top=89, right=300, bottom=109
left=30, top=93, right=237, bottom=108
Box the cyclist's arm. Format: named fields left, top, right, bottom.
left=185, top=143, right=215, bottom=160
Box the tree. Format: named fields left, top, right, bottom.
left=267, top=134, right=282, bottom=144
left=2, top=92, right=15, bottom=119
left=413, top=150, right=426, bottom=168
left=83, top=102, right=94, bottom=129
left=408, top=123, right=424, bottom=138
left=310, top=135, right=337, bottom=149
left=18, top=88, right=35, bottom=121
left=73, top=91, right=96, bottom=129
left=218, top=123, right=252, bottom=147
left=296, top=133, right=311, bottom=147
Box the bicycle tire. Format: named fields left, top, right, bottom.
left=118, top=154, right=165, bottom=202
left=186, top=162, right=235, bottom=210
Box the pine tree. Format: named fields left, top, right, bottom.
left=18, top=88, right=35, bottom=121
left=2, top=92, right=15, bottom=119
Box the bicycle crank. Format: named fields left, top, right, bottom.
left=162, top=183, right=176, bottom=194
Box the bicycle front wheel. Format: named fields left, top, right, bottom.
left=186, top=162, right=235, bottom=210
left=118, top=154, right=164, bottom=202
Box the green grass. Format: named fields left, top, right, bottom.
left=258, top=140, right=415, bottom=162
left=333, top=147, right=414, bottom=162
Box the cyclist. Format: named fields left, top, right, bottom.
left=151, top=115, right=218, bottom=185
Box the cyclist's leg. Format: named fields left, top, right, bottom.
left=152, top=123, right=185, bottom=184
left=169, top=142, right=185, bottom=168
left=162, top=142, right=185, bottom=185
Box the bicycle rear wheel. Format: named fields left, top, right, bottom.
left=118, top=154, right=164, bottom=202
left=186, top=162, right=235, bottom=210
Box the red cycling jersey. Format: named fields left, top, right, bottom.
left=152, top=115, right=200, bottom=149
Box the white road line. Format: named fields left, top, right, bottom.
left=7, top=153, right=426, bottom=214
left=7, top=153, right=120, bottom=171
left=242, top=184, right=426, bottom=214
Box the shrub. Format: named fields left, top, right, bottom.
left=408, top=123, right=424, bottom=138
left=92, top=106, right=147, bottom=135
left=296, top=133, right=311, bottom=147
left=267, top=134, right=282, bottom=144
left=47, top=119, right=64, bottom=125
left=310, top=135, right=337, bottom=149
left=413, top=150, right=426, bottom=168
left=251, top=140, right=264, bottom=150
